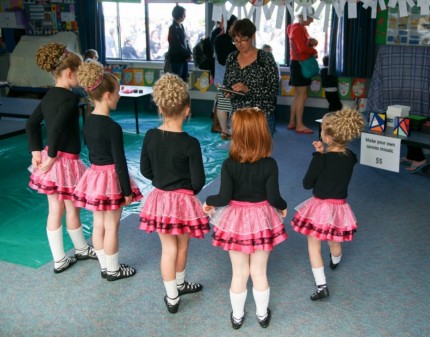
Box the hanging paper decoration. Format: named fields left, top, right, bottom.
left=210, top=0, right=228, bottom=5
left=249, top=0, right=271, bottom=5
left=416, top=0, right=430, bottom=16
left=271, top=0, right=294, bottom=28
left=232, top=0, right=251, bottom=20
left=387, top=0, right=416, bottom=17
left=332, top=0, right=346, bottom=19
left=314, top=0, right=333, bottom=31
left=293, top=0, right=316, bottom=21
left=361, top=0, right=387, bottom=18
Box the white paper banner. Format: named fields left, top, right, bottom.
left=212, top=4, right=223, bottom=22
left=360, top=133, right=401, bottom=173
left=348, top=0, right=357, bottom=19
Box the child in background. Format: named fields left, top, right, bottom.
left=26, top=42, right=97, bottom=273
left=74, top=62, right=142, bottom=281
left=139, top=73, right=210, bottom=313
left=291, top=108, right=364, bottom=301
left=203, top=108, right=288, bottom=330
left=321, top=55, right=342, bottom=112
left=262, top=44, right=272, bottom=53
left=83, top=49, right=99, bottom=62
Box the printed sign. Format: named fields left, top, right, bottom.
left=360, top=132, right=401, bottom=172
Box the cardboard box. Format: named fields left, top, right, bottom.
left=386, top=105, right=410, bottom=127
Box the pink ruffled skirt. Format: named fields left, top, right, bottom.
left=291, top=197, right=357, bottom=242
left=210, top=200, right=288, bottom=254
left=139, top=188, right=210, bottom=239
left=29, top=148, right=86, bottom=201
left=73, top=164, right=142, bottom=211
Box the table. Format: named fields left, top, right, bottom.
left=0, top=97, right=40, bottom=119
left=119, top=86, right=153, bottom=134
left=0, top=97, right=40, bottom=139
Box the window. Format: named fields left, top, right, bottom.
left=103, top=1, right=147, bottom=60
left=102, top=2, right=331, bottom=65
left=102, top=2, right=205, bottom=61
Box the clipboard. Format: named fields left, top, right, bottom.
left=217, top=85, right=246, bottom=96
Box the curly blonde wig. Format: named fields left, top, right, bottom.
left=322, top=108, right=365, bottom=147
left=77, top=62, right=118, bottom=101
left=35, top=42, right=82, bottom=77
left=152, top=73, right=190, bottom=117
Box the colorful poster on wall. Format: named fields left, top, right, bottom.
left=351, top=78, right=367, bottom=99
left=144, top=69, right=156, bottom=86
left=338, top=77, right=352, bottom=100
left=194, top=71, right=210, bottom=93
left=308, top=78, right=323, bottom=97
left=133, top=68, right=144, bottom=86
left=122, top=68, right=134, bottom=85
left=280, top=75, right=294, bottom=96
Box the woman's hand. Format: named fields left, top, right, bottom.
left=202, top=202, right=215, bottom=215
left=308, top=38, right=318, bottom=47
left=37, top=156, right=56, bottom=173
left=279, top=208, right=287, bottom=218
left=123, top=195, right=133, bottom=206
left=312, top=141, right=324, bottom=153
left=231, top=83, right=249, bottom=94
left=31, top=151, right=42, bottom=168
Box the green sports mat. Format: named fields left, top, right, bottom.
left=0, top=112, right=228, bottom=268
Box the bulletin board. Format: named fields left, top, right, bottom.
left=23, top=0, right=77, bottom=35
left=386, top=6, right=430, bottom=46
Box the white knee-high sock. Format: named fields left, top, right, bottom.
left=47, top=226, right=65, bottom=262
left=95, top=249, right=106, bottom=270
left=105, top=252, right=120, bottom=273
left=176, top=270, right=185, bottom=287
left=253, top=287, right=270, bottom=319
left=164, top=280, right=179, bottom=304
left=67, top=226, right=88, bottom=251
left=312, top=267, right=326, bottom=287
left=331, top=254, right=342, bottom=264
left=230, top=290, right=247, bottom=320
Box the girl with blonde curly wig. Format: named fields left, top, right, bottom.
left=139, top=73, right=210, bottom=313
left=203, top=108, right=288, bottom=330
left=291, top=107, right=365, bottom=302
left=74, top=61, right=142, bottom=281
left=26, top=42, right=97, bottom=274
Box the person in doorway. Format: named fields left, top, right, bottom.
left=287, top=9, right=318, bottom=134
left=26, top=42, right=97, bottom=274
left=321, top=55, right=342, bottom=113
left=213, top=15, right=238, bottom=140
left=167, top=5, right=192, bottom=82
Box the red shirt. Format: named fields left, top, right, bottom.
left=287, top=23, right=318, bottom=61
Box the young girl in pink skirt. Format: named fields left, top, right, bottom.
left=291, top=107, right=364, bottom=301
left=74, top=62, right=142, bottom=281
left=26, top=42, right=97, bottom=274
left=139, top=73, right=210, bottom=313
left=203, top=108, right=288, bottom=330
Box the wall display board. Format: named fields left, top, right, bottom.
left=23, top=0, right=77, bottom=35
left=386, top=6, right=430, bottom=46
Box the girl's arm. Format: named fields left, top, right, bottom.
left=206, top=160, right=233, bottom=207
left=26, top=103, right=44, bottom=153
left=303, top=153, right=324, bottom=190
left=188, top=138, right=205, bottom=194
left=110, top=123, right=132, bottom=197
left=265, top=158, right=288, bottom=210
left=140, top=133, right=154, bottom=180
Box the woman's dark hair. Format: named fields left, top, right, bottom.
left=172, top=5, right=186, bottom=20
left=229, top=18, right=256, bottom=38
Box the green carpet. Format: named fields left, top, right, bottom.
left=0, top=113, right=228, bottom=268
